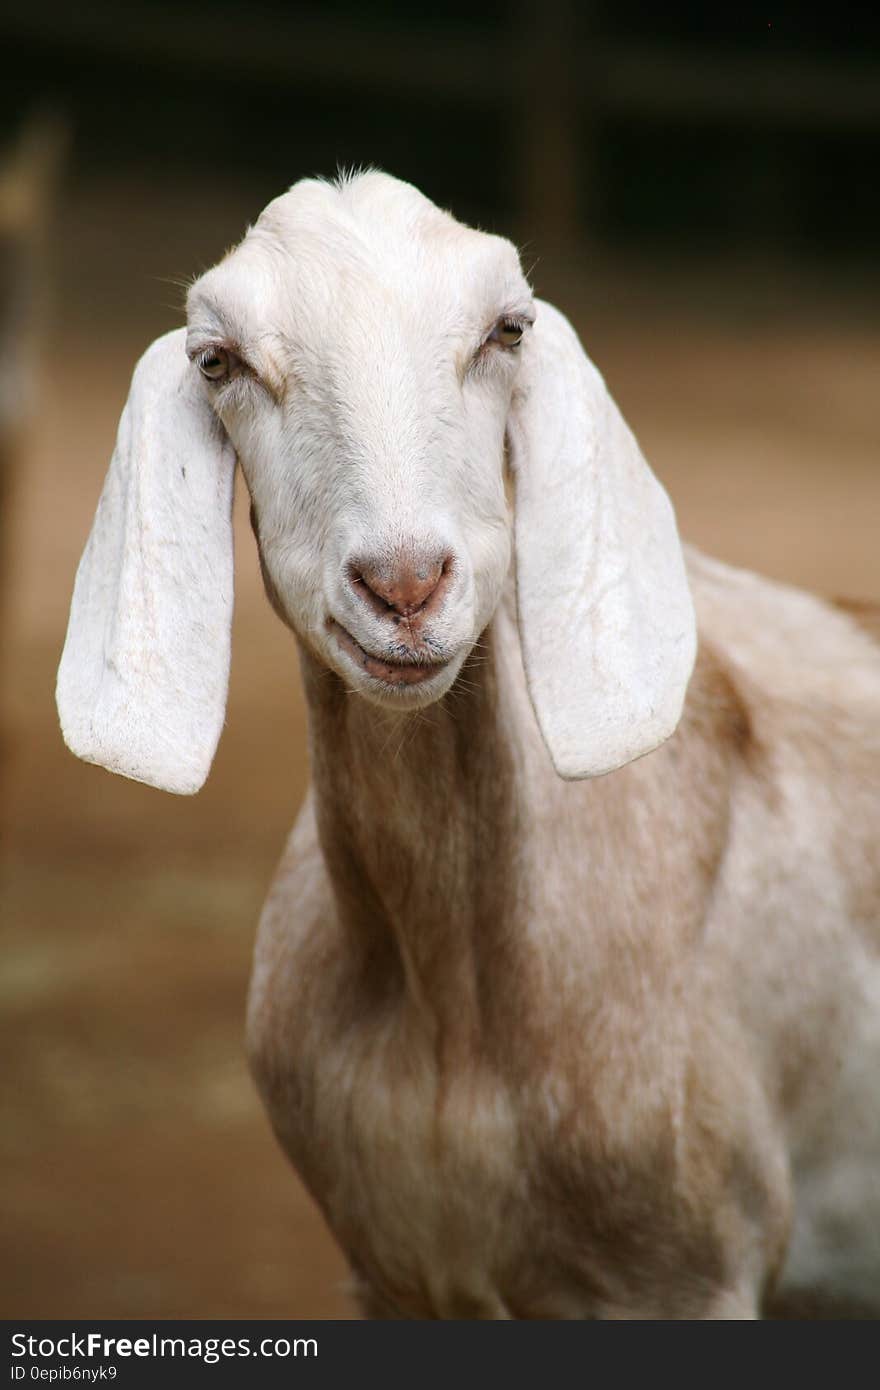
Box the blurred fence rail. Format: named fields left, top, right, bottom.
left=6, top=6, right=880, bottom=122
left=0, top=112, right=67, bottom=643
left=5, top=4, right=880, bottom=251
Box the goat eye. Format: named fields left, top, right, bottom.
left=197, top=347, right=238, bottom=382
left=488, top=317, right=525, bottom=349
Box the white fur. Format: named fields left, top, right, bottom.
left=508, top=300, right=695, bottom=776
left=56, top=172, right=880, bottom=1318
left=56, top=330, right=235, bottom=794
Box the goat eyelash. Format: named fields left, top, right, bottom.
left=198, top=346, right=238, bottom=376
left=468, top=314, right=532, bottom=378
left=489, top=314, right=531, bottom=344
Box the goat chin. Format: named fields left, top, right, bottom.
left=58, top=170, right=880, bottom=1319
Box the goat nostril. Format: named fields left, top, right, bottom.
left=348, top=553, right=452, bottom=619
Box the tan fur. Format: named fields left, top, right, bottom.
left=246, top=551, right=880, bottom=1319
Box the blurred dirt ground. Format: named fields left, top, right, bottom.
left=2, top=174, right=878, bottom=1319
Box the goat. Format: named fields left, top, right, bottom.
left=57, top=171, right=880, bottom=1319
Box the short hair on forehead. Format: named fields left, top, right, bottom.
left=189, top=173, right=530, bottom=346
left=242, top=170, right=443, bottom=268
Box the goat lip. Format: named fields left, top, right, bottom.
left=328, top=619, right=451, bottom=688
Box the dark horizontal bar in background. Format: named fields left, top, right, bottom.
left=4, top=7, right=880, bottom=128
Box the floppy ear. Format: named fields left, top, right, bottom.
left=506, top=300, right=696, bottom=779
left=56, top=328, right=236, bottom=795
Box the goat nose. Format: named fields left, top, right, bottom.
left=350, top=554, right=451, bottom=618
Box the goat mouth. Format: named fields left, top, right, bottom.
left=328, top=619, right=451, bottom=688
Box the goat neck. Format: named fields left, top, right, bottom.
left=297, top=599, right=533, bottom=1050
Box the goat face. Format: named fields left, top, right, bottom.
left=58, top=170, right=694, bottom=794
left=186, top=173, right=533, bottom=710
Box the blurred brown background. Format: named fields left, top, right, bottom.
left=2, top=3, right=878, bottom=1319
